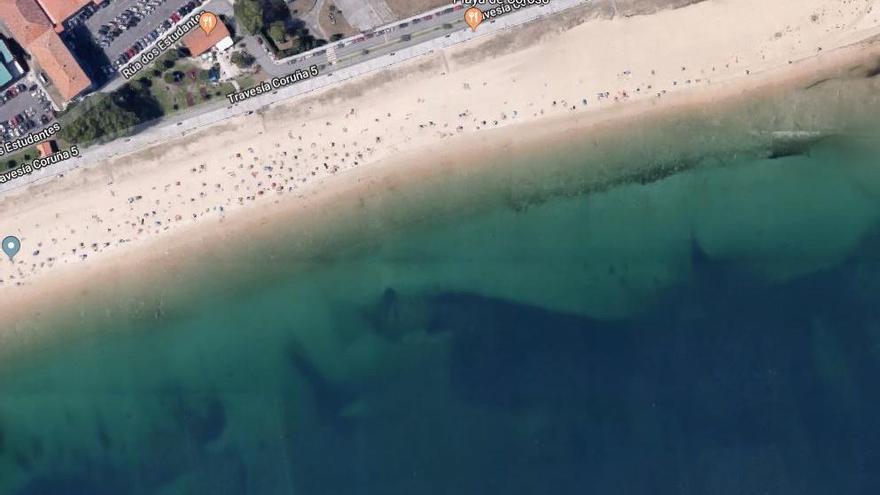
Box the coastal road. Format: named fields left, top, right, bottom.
left=254, top=2, right=501, bottom=77
left=0, top=0, right=591, bottom=195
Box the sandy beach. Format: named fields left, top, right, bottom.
left=1, top=0, right=879, bottom=324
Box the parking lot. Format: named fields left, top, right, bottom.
left=83, top=0, right=199, bottom=72
left=0, top=79, right=55, bottom=155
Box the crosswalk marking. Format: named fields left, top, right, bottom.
left=326, top=45, right=338, bottom=64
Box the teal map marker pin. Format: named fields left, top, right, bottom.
left=3, top=236, right=20, bottom=262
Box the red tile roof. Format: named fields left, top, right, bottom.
left=36, top=140, right=57, bottom=157
left=30, top=30, right=91, bottom=101
left=0, top=0, right=92, bottom=102
left=0, top=0, right=53, bottom=46
left=183, top=18, right=231, bottom=56
left=36, top=0, right=95, bottom=26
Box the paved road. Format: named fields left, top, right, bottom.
left=0, top=0, right=589, bottom=195
left=255, top=2, right=495, bottom=77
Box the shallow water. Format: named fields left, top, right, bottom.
left=1, top=78, right=880, bottom=494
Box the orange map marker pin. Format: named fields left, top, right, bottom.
left=199, top=11, right=218, bottom=35
left=465, top=7, right=484, bottom=31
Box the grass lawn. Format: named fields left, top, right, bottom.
left=55, top=53, right=261, bottom=149
left=3, top=146, right=37, bottom=170
left=148, top=62, right=237, bottom=115
left=236, top=75, right=257, bottom=89
left=234, top=70, right=268, bottom=91
left=2, top=137, right=76, bottom=170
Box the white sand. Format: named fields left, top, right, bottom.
left=0, top=0, right=879, bottom=305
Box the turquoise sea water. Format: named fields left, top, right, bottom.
left=1, top=77, right=880, bottom=493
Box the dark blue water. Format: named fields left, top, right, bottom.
left=1, top=92, right=880, bottom=494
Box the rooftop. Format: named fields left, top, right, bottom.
left=0, top=39, right=14, bottom=64
left=36, top=140, right=57, bottom=157
left=36, top=0, right=102, bottom=28
left=183, top=18, right=231, bottom=57
left=0, top=0, right=53, bottom=47
left=0, top=0, right=92, bottom=102
left=0, top=40, right=13, bottom=87
left=0, top=65, right=11, bottom=88
left=29, top=30, right=91, bottom=101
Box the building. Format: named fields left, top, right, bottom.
left=0, top=39, right=22, bottom=90
left=36, top=0, right=103, bottom=30
left=0, top=0, right=93, bottom=106
left=183, top=17, right=233, bottom=57
left=36, top=139, right=57, bottom=157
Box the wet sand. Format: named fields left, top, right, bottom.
left=0, top=0, right=879, bottom=330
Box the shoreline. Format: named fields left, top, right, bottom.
left=1, top=0, right=880, bottom=345
left=0, top=0, right=596, bottom=198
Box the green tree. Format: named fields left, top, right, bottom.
left=60, top=97, right=139, bottom=144
left=163, top=49, right=181, bottom=64
left=268, top=21, right=287, bottom=43
left=134, top=77, right=152, bottom=91
left=230, top=51, right=256, bottom=68
left=234, top=0, right=264, bottom=34
left=159, top=49, right=180, bottom=69
left=265, top=0, right=290, bottom=21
